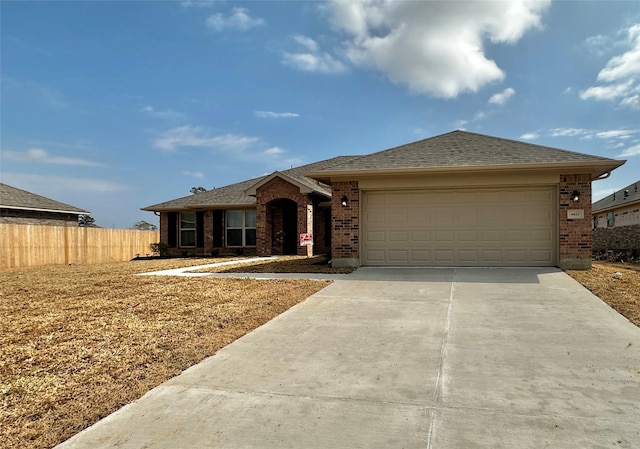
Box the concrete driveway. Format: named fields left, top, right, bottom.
left=57, top=268, right=640, bottom=448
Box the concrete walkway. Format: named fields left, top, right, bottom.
left=56, top=267, right=640, bottom=448
left=137, top=257, right=347, bottom=281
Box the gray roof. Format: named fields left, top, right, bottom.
left=0, top=183, right=89, bottom=214
left=143, top=156, right=358, bottom=211
left=592, top=180, right=640, bottom=213
left=307, top=130, right=623, bottom=175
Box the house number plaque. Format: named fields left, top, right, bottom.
left=567, top=209, right=584, bottom=220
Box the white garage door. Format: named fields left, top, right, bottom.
left=362, top=186, right=556, bottom=266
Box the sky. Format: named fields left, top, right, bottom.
left=1, top=0, right=639, bottom=229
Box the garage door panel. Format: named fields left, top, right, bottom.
left=435, top=250, right=455, bottom=262
left=366, top=231, right=385, bottom=242
left=362, top=187, right=556, bottom=266
left=411, top=250, right=431, bottom=262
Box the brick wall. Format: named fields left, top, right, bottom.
left=331, top=181, right=360, bottom=267
left=559, top=174, right=592, bottom=270
left=593, top=224, right=640, bottom=253
left=255, top=177, right=313, bottom=256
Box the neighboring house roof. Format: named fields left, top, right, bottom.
left=592, top=180, right=640, bottom=213
left=306, top=130, right=624, bottom=181
left=0, top=183, right=89, bottom=215
left=142, top=156, right=359, bottom=212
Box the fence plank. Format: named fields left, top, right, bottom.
left=0, top=224, right=159, bottom=268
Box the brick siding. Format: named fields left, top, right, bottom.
left=331, top=181, right=360, bottom=264
left=559, top=174, right=592, bottom=269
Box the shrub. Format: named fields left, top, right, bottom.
left=149, top=242, right=170, bottom=256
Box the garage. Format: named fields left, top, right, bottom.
left=362, top=186, right=556, bottom=266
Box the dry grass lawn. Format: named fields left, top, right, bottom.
left=1, top=258, right=638, bottom=449
left=0, top=258, right=329, bottom=449
left=567, top=262, right=640, bottom=327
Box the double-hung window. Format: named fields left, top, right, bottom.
left=607, top=212, right=615, bottom=228
left=180, top=212, right=196, bottom=247
left=226, top=210, right=256, bottom=247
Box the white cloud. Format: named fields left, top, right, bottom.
left=618, top=143, right=640, bottom=157
left=282, top=32, right=348, bottom=74
left=2, top=173, right=125, bottom=194
left=520, top=128, right=640, bottom=153
left=142, top=105, right=187, bottom=121
left=580, top=24, right=640, bottom=109
left=324, top=0, right=549, bottom=98
left=489, top=87, right=516, bottom=105
left=154, top=125, right=260, bottom=152
left=206, top=7, right=265, bottom=32
left=180, top=0, right=216, bottom=7
left=264, top=147, right=286, bottom=156
left=293, top=34, right=319, bottom=52
left=520, top=132, right=540, bottom=140
left=283, top=51, right=347, bottom=74
left=549, top=128, right=588, bottom=137
left=3, top=148, right=101, bottom=166
left=580, top=79, right=634, bottom=101
left=254, top=111, right=299, bottom=119
left=181, top=170, right=205, bottom=179
left=594, top=130, right=634, bottom=139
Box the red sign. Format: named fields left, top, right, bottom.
left=299, top=233, right=313, bottom=246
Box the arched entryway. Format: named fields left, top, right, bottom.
left=268, top=199, right=298, bottom=255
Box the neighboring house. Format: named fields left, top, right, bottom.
left=143, top=130, right=625, bottom=270
left=592, top=180, right=640, bottom=255
left=0, top=183, right=89, bottom=226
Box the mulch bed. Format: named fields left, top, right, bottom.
left=192, top=255, right=357, bottom=274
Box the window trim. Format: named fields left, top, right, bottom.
left=607, top=211, right=615, bottom=228
left=226, top=209, right=256, bottom=247
left=179, top=212, right=196, bottom=247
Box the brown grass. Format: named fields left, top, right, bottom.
left=566, top=262, right=640, bottom=327
left=193, top=255, right=357, bottom=274
left=0, top=258, right=329, bottom=449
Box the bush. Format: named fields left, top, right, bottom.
left=149, top=242, right=170, bottom=256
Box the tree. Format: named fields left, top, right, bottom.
left=132, top=220, right=158, bottom=231
left=190, top=186, right=207, bottom=194
left=78, top=215, right=98, bottom=227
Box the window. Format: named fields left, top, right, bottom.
left=607, top=212, right=615, bottom=228
left=180, top=212, right=196, bottom=247
left=226, top=210, right=256, bottom=247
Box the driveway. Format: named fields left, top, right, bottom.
left=56, top=268, right=640, bottom=448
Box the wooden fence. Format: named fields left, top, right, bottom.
left=0, top=224, right=160, bottom=268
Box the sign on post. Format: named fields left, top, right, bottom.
left=299, top=233, right=313, bottom=246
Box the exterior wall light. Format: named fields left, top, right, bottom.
left=571, top=190, right=580, bottom=202
left=341, top=196, right=348, bottom=207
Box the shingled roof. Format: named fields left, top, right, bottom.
left=306, top=130, right=624, bottom=180
left=143, top=156, right=358, bottom=211
left=592, top=180, right=640, bottom=213
left=0, top=183, right=89, bottom=214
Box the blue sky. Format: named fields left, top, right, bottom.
left=2, top=0, right=639, bottom=229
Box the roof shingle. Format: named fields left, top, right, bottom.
left=143, top=156, right=360, bottom=211
left=309, top=130, right=619, bottom=173
left=592, top=180, right=640, bottom=212
left=0, top=183, right=89, bottom=214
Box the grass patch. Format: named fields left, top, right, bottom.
left=566, top=262, right=640, bottom=327
left=0, top=259, right=329, bottom=449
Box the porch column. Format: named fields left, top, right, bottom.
left=306, top=203, right=314, bottom=257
